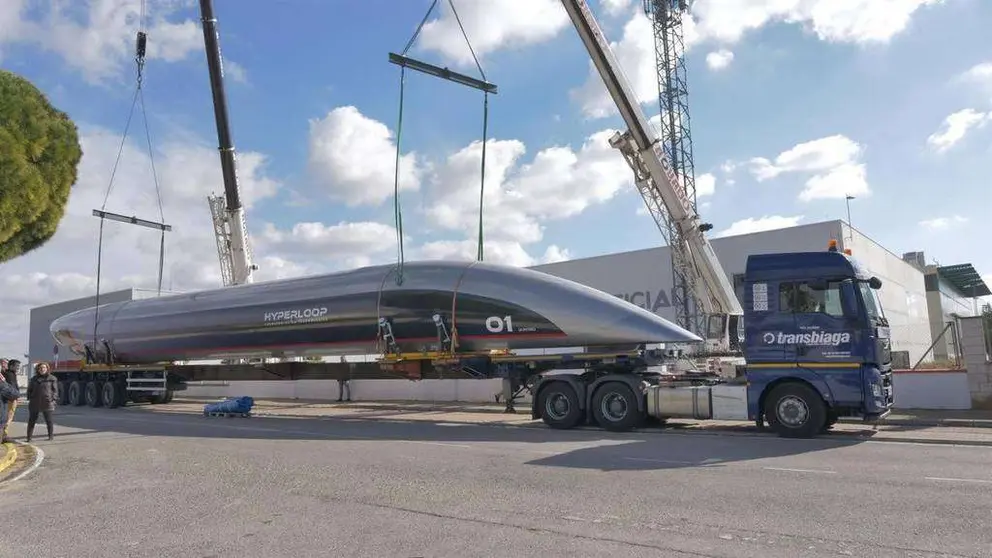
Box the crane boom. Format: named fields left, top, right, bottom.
left=199, top=0, right=256, bottom=286
left=559, top=0, right=743, bottom=351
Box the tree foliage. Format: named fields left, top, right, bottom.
left=0, top=69, right=82, bottom=263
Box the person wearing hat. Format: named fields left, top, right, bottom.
left=26, top=362, right=58, bottom=442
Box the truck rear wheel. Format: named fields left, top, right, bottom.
left=84, top=381, right=104, bottom=407
left=57, top=381, right=69, bottom=406
left=537, top=381, right=583, bottom=430
left=102, top=382, right=124, bottom=408
left=763, top=382, right=826, bottom=439
left=591, top=382, right=644, bottom=432
left=68, top=381, right=85, bottom=406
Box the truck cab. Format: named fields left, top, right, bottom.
left=740, top=241, right=894, bottom=435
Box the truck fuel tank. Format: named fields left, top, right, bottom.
left=645, top=383, right=748, bottom=421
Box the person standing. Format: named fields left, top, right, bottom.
left=26, top=362, right=58, bottom=442
left=1, top=359, right=21, bottom=443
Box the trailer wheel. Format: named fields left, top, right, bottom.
left=84, top=381, right=104, bottom=408
left=102, top=382, right=123, bottom=409
left=763, top=382, right=826, bottom=439
left=591, top=382, right=644, bottom=432
left=537, top=381, right=583, bottom=430
left=68, top=381, right=86, bottom=406
left=57, top=381, right=69, bottom=406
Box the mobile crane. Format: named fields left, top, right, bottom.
left=201, top=0, right=257, bottom=287
left=566, top=0, right=743, bottom=355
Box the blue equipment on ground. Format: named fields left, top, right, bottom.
left=203, top=396, right=254, bottom=415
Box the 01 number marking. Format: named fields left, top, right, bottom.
left=485, top=315, right=514, bottom=333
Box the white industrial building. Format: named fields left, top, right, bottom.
left=22, top=219, right=990, bottom=407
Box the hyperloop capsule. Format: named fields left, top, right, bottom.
left=50, top=260, right=702, bottom=365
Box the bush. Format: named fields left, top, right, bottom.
left=0, top=69, right=82, bottom=263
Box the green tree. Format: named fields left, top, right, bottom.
left=0, top=69, right=82, bottom=263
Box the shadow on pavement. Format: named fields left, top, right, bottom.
left=16, top=405, right=871, bottom=472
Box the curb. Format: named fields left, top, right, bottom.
left=879, top=419, right=992, bottom=429
left=0, top=443, right=17, bottom=474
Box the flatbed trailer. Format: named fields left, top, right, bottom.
left=50, top=336, right=892, bottom=439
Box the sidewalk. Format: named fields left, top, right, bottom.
left=877, top=409, right=992, bottom=429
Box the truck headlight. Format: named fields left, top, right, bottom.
left=871, top=384, right=882, bottom=398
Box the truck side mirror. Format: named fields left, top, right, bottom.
left=840, top=280, right=860, bottom=321
left=869, top=276, right=882, bottom=290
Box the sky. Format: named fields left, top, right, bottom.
left=0, top=0, right=990, bottom=358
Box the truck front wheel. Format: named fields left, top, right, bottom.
left=591, top=382, right=644, bottom=432
left=763, top=382, right=826, bottom=439
left=537, top=382, right=583, bottom=430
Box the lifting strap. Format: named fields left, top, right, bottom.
left=390, top=0, right=496, bottom=285
left=91, top=0, right=170, bottom=353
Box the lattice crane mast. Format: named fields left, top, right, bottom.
left=643, top=0, right=701, bottom=337
left=559, top=0, right=743, bottom=352
left=200, top=0, right=257, bottom=287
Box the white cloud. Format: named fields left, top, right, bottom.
left=225, top=60, right=248, bottom=84
left=417, top=240, right=571, bottom=268
left=926, top=108, right=991, bottom=153
left=601, top=0, right=635, bottom=16
left=307, top=106, right=424, bottom=207
left=747, top=135, right=869, bottom=201
left=0, top=124, right=399, bottom=357
left=691, top=0, right=941, bottom=45
left=706, top=49, right=734, bottom=70
left=258, top=221, right=400, bottom=271
left=572, top=0, right=940, bottom=119
left=695, top=172, right=716, bottom=197
left=959, top=61, right=992, bottom=94
left=416, top=0, right=568, bottom=67
left=422, top=129, right=632, bottom=259
left=571, top=10, right=661, bottom=119
left=715, top=215, right=805, bottom=237
left=919, top=215, right=968, bottom=231
left=0, top=0, right=202, bottom=84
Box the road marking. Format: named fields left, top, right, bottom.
left=762, top=467, right=836, bottom=475
left=925, top=476, right=992, bottom=484
left=409, top=441, right=473, bottom=449
left=623, top=457, right=723, bottom=466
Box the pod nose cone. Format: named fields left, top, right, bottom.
left=610, top=307, right=702, bottom=344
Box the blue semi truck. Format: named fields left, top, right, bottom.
left=525, top=1, right=894, bottom=438
left=530, top=241, right=894, bottom=438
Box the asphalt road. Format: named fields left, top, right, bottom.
left=1, top=406, right=990, bottom=558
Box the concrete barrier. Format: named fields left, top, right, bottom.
left=182, top=368, right=974, bottom=410
left=892, top=369, right=971, bottom=410
left=183, top=378, right=509, bottom=403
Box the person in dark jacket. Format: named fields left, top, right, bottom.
left=26, top=362, right=58, bottom=442
left=0, top=358, right=14, bottom=386
left=1, top=359, right=21, bottom=443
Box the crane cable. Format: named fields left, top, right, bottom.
left=391, top=0, right=491, bottom=286
left=91, top=0, right=168, bottom=356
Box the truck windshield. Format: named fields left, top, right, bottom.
left=858, top=281, right=886, bottom=324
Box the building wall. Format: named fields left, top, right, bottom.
left=532, top=220, right=933, bottom=364
left=923, top=271, right=976, bottom=362
left=838, top=224, right=932, bottom=364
